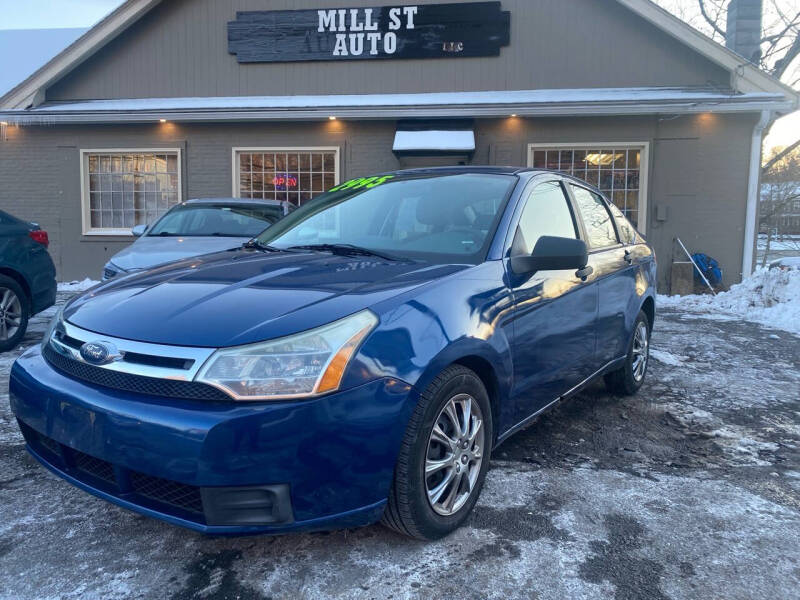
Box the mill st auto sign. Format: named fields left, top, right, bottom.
left=227, top=2, right=510, bottom=63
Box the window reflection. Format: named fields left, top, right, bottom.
left=531, top=147, right=641, bottom=228
left=570, top=186, right=618, bottom=249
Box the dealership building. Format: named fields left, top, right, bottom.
left=0, top=0, right=796, bottom=287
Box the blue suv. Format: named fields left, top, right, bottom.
left=10, top=167, right=655, bottom=539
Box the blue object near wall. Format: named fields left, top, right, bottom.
left=691, top=253, right=723, bottom=287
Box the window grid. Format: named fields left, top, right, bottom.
left=237, top=151, right=337, bottom=206
left=87, top=152, right=180, bottom=230
left=531, top=147, right=641, bottom=229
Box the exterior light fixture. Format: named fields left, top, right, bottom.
left=510, top=114, right=517, bottom=117
left=329, top=116, right=337, bottom=120
left=159, top=118, right=167, bottom=123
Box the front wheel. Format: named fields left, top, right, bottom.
left=382, top=365, right=493, bottom=540
left=604, top=310, right=650, bottom=395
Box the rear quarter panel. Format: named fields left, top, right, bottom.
left=0, top=222, right=57, bottom=313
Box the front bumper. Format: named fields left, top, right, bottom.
left=10, top=347, right=418, bottom=534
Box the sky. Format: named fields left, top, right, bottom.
left=0, top=0, right=796, bottom=150
left=0, top=0, right=124, bottom=29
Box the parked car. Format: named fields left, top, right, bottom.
left=769, top=256, right=800, bottom=270
left=11, top=167, right=656, bottom=539
left=0, top=209, right=56, bottom=352
left=102, top=198, right=291, bottom=279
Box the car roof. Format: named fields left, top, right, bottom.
left=182, top=198, right=285, bottom=206
left=388, top=166, right=536, bottom=177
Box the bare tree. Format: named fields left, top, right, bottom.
left=658, top=1, right=800, bottom=165
left=759, top=145, right=800, bottom=266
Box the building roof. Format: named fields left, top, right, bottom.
left=0, top=87, right=791, bottom=124
left=0, top=0, right=796, bottom=114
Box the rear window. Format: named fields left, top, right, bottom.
left=148, top=204, right=284, bottom=237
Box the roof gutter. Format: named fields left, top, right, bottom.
left=0, top=99, right=793, bottom=125
left=741, top=109, right=773, bottom=278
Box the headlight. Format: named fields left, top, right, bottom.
left=195, top=310, right=378, bottom=400
left=41, top=305, right=64, bottom=351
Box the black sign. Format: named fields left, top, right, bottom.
left=228, top=2, right=510, bottom=63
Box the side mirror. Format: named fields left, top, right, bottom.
left=131, top=224, right=148, bottom=237
left=511, top=236, right=589, bottom=276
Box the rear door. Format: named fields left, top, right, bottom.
left=507, top=178, right=598, bottom=424
left=568, top=184, right=635, bottom=367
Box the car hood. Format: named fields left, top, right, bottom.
left=110, top=236, right=251, bottom=271
left=66, top=249, right=468, bottom=347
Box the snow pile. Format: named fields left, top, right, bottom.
left=658, top=266, right=800, bottom=336
left=57, top=278, right=99, bottom=292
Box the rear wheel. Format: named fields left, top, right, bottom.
left=604, top=310, right=650, bottom=395
left=382, top=365, right=492, bottom=540
left=0, top=275, right=29, bottom=353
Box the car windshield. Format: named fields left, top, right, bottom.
left=148, top=203, right=285, bottom=237
left=256, top=173, right=516, bottom=263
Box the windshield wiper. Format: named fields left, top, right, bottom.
left=242, top=239, right=282, bottom=252
left=287, top=243, right=403, bottom=262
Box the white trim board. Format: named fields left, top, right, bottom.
left=231, top=146, right=341, bottom=199
left=79, top=147, right=183, bottom=236
left=527, top=142, right=650, bottom=236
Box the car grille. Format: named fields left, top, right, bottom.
left=73, top=450, right=116, bottom=484
left=43, top=344, right=231, bottom=402
left=19, top=421, right=205, bottom=518
left=130, top=471, right=203, bottom=514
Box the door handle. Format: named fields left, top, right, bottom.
left=624, top=249, right=633, bottom=264
left=576, top=266, right=593, bottom=281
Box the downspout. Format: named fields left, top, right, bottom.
left=741, top=109, right=772, bottom=278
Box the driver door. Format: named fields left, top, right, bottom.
left=507, top=179, right=598, bottom=426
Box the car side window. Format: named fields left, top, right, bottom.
left=511, top=181, right=577, bottom=256
left=570, top=185, right=619, bottom=249
left=606, top=202, right=637, bottom=245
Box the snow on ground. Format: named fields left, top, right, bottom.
left=658, top=266, right=800, bottom=336
left=57, top=279, right=99, bottom=292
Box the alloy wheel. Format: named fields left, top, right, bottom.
left=0, top=287, right=23, bottom=341
left=631, top=321, right=649, bottom=382
left=425, top=393, right=485, bottom=516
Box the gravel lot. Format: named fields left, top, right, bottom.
left=1, top=294, right=799, bottom=599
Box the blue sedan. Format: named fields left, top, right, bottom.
left=10, top=167, right=656, bottom=539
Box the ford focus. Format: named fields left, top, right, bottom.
left=10, top=167, right=656, bottom=539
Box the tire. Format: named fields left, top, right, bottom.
left=382, top=364, right=493, bottom=540
left=0, top=275, right=30, bottom=353
left=604, top=310, right=650, bottom=396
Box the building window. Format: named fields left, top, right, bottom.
left=82, top=150, right=181, bottom=234
left=233, top=148, right=339, bottom=206
left=528, top=144, right=647, bottom=231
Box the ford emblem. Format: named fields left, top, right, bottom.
left=79, top=341, right=118, bottom=365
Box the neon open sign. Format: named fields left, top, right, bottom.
left=273, top=174, right=298, bottom=190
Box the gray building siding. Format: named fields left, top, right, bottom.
left=46, top=0, right=730, bottom=101
left=0, top=112, right=755, bottom=288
